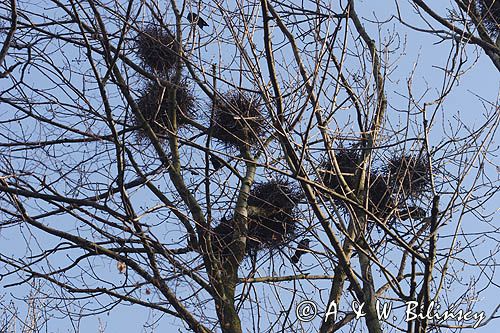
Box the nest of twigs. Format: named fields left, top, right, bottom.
left=211, top=90, right=265, bottom=149
left=367, top=173, right=394, bottom=220
left=477, top=0, right=500, bottom=35
left=211, top=217, right=235, bottom=254
left=246, top=180, right=303, bottom=251
left=318, top=147, right=400, bottom=222
left=132, top=80, right=195, bottom=140
left=319, top=148, right=432, bottom=223
left=386, top=153, right=431, bottom=198
left=135, top=25, right=180, bottom=74
left=212, top=180, right=303, bottom=255
left=320, top=147, right=360, bottom=192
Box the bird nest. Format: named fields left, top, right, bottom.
left=212, top=180, right=303, bottom=255
left=319, top=147, right=406, bottom=222
left=367, top=173, right=394, bottom=221
left=211, top=90, right=266, bottom=149
left=320, top=147, right=360, bottom=192
left=386, top=153, right=431, bottom=198
left=477, top=0, right=500, bottom=35
left=135, top=25, right=181, bottom=74
left=132, top=80, right=195, bottom=140
left=319, top=148, right=431, bottom=223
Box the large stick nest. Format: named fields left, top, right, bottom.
left=367, top=173, right=394, bottom=221
left=211, top=90, right=266, bottom=149
left=135, top=25, right=181, bottom=74
left=132, top=80, right=195, bottom=140
left=477, top=0, right=500, bottom=35
left=386, top=153, right=431, bottom=198
left=320, top=147, right=360, bottom=192
left=320, top=148, right=430, bottom=223
left=212, top=180, right=303, bottom=255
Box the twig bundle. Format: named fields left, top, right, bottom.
left=136, top=25, right=180, bottom=74
left=246, top=180, right=302, bottom=251
left=212, top=180, right=303, bottom=255
left=320, top=148, right=431, bottom=223
left=132, top=81, right=195, bottom=140
left=211, top=90, right=265, bottom=149
left=320, top=147, right=360, bottom=192
left=477, top=0, right=500, bottom=35
left=387, top=153, right=431, bottom=198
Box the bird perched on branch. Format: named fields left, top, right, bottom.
left=210, top=155, right=223, bottom=171
left=187, top=13, right=208, bottom=29
left=291, top=238, right=311, bottom=264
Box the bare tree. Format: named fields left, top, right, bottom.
left=0, top=0, right=498, bottom=332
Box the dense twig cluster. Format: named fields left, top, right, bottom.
left=135, top=25, right=180, bottom=74
left=320, top=147, right=432, bottom=222
left=320, top=147, right=360, bottom=193
left=477, top=0, right=500, bottom=35
left=132, top=24, right=196, bottom=140
left=211, top=90, right=266, bottom=149
left=212, top=180, right=303, bottom=255
left=132, top=81, right=195, bottom=140
left=386, top=153, right=431, bottom=198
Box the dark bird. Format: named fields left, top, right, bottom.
left=397, top=206, right=426, bottom=221
left=210, top=155, right=223, bottom=171
left=187, top=13, right=208, bottom=29
left=291, top=238, right=311, bottom=264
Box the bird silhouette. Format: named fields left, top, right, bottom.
left=210, top=155, right=223, bottom=171
left=291, top=238, right=310, bottom=264
left=187, top=13, right=208, bottom=29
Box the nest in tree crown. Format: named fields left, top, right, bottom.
left=477, top=0, right=500, bottom=35
left=212, top=180, right=303, bottom=255
left=319, top=148, right=430, bottom=223
left=211, top=90, right=265, bottom=149
left=246, top=180, right=303, bottom=250
left=387, top=153, right=431, bottom=197
left=248, top=180, right=303, bottom=214
left=133, top=81, right=195, bottom=140
left=211, top=217, right=235, bottom=255
left=319, top=147, right=396, bottom=221
left=367, top=173, right=394, bottom=220
left=136, top=25, right=180, bottom=74
left=320, top=147, right=360, bottom=192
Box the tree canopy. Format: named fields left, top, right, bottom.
left=0, top=1, right=498, bottom=332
